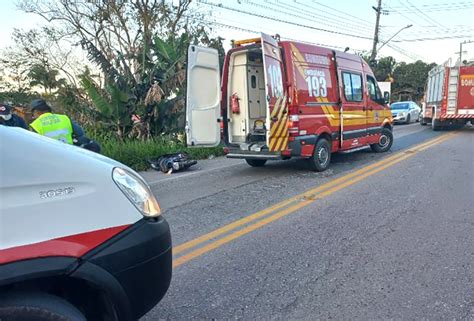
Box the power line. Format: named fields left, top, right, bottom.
left=382, top=1, right=472, bottom=39
left=287, top=0, right=374, bottom=31
left=268, top=0, right=372, bottom=33
left=245, top=0, right=373, bottom=35
left=384, top=3, right=417, bottom=28
left=404, top=0, right=449, bottom=32
left=390, top=1, right=473, bottom=7
left=197, top=0, right=373, bottom=40
left=389, top=1, right=474, bottom=12
left=195, top=1, right=460, bottom=62
left=393, top=34, right=473, bottom=42
left=189, top=14, right=365, bottom=52
left=389, top=26, right=473, bottom=35
left=386, top=46, right=416, bottom=61
left=385, top=43, right=421, bottom=61
left=307, top=0, right=376, bottom=28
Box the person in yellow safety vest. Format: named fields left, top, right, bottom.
left=29, top=99, right=82, bottom=144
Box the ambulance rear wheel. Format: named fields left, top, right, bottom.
left=245, top=159, right=267, bottom=167
left=370, top=128, right=393, bottom=153
left=309, top=138, right=331, bottom=172
left=432, top=119, right=442, bottom=131
left=0, top=291, right=86, bottom=321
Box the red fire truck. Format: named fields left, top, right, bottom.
left=421, top=61, right=474, bottom=130
left=186, top=33, right=393, bottom=171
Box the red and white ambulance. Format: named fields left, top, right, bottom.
left=186, top=33, right=393, bottom=171
left=0, top=127, right=172, bottom=320
left=422, top=61, right=474, bottom=130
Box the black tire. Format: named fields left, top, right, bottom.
left=308, top=138, right=331, bottom=172
left=245, top=159, right=267, bottom=167
left=432, top=119, right=442, bottom=131
left=450, top=124, right=464, bottom=130
left=370, top=127, right=393, bottom=153
left=406, top=114, right=411, bottom=124
left=0, top=291, right=86, bottom=321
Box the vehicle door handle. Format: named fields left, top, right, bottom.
left=271, top=116, right=278, bottom=122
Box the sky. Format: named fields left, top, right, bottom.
left=1, top=0, right=473, bottom=65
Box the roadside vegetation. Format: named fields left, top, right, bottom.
left=91, top=133, right=223, bottom=171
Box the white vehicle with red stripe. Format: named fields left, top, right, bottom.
left=0, top=126, right=172, bottom=321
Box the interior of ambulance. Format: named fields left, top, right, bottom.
left=226, top=47, right=268, bottom=150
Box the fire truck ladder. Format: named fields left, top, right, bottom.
left=446, top=68, right=459, bottom=114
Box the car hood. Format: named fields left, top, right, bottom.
left=0, top=126, right=132, bottom=171
left=391, top=109, right=409, bottom=114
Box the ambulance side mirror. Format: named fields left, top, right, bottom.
left=383, top=91, right=390, bottom=104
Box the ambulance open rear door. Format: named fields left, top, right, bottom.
left=260, top=33, right=288, bottom=152
left=186, top=45, right=221, bottom=147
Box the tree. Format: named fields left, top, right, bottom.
left=372, top=56, right=397, bottom=81
left=392, top=60, right=436, bottom=102
left=18, top=0, right=223, bottom=138
left=362, top=55, right=397, bottom=81
left=27, top=64, right=66, bottom=94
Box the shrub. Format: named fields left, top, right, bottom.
left=91, top=134, right=223, bottom=171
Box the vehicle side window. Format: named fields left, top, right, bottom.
left=342, top=72, right=363, bottom=102
left=366, top=76, right=382, bottom=101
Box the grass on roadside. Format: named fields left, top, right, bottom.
left=93, top=135, right=224, bottom=171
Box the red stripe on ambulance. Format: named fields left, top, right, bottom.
left=0, top=224, right=130, bottom=265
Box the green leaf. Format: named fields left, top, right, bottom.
left=153, top=36, right=173, bottom=61
left=80, top=75, right=113, bottom=117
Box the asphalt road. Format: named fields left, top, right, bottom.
left=142, top=123, right=474, bottom=320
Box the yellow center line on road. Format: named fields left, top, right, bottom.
left=172, top=133, right=457, bottom=267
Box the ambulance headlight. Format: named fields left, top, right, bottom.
left=112, top=167, right=161, bottom=218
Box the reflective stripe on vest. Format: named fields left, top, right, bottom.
left=30, top=113, right=74, bottom=144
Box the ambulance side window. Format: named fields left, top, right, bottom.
left=342, top=72, right=363, bottom=102
left=366, top=76, right=382, bottom=101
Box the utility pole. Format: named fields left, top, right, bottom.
left=369, top=0, right=382, bottom=63
left=456, top=40, right=473, bottom=65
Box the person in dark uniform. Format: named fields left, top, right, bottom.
left=0, top=103, right=28, bottom=129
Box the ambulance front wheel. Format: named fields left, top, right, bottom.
left=370, top=128, right=393, bottom=153
left=308, top=138, right=331, bottom=172
left=0, top=291, right=86, bottom=321
left=245, top=159, right=267, bottom=167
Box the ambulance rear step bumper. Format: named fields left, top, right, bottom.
left=226, top=149, right=281, bottom=160
left=226, top=153, right=282, bottom=160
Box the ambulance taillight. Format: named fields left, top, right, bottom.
left=288, top=115, right=300, bottom=136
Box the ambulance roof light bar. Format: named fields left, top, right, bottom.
left=231, top=34, right=281, bottom=48
left=231, top=37, right=261, bottom=48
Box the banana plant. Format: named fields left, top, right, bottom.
left=80, top=74, right=132, bottom=139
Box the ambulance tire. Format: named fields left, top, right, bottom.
left=0, top=291, right=86, bottom=321
left=245, top=159, right=267, bottom=167
left=309, top=138, right=331, bottom=172
left=370, top=128, right=393, bottom=153
left=432, top=119, right=442, bottom=131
